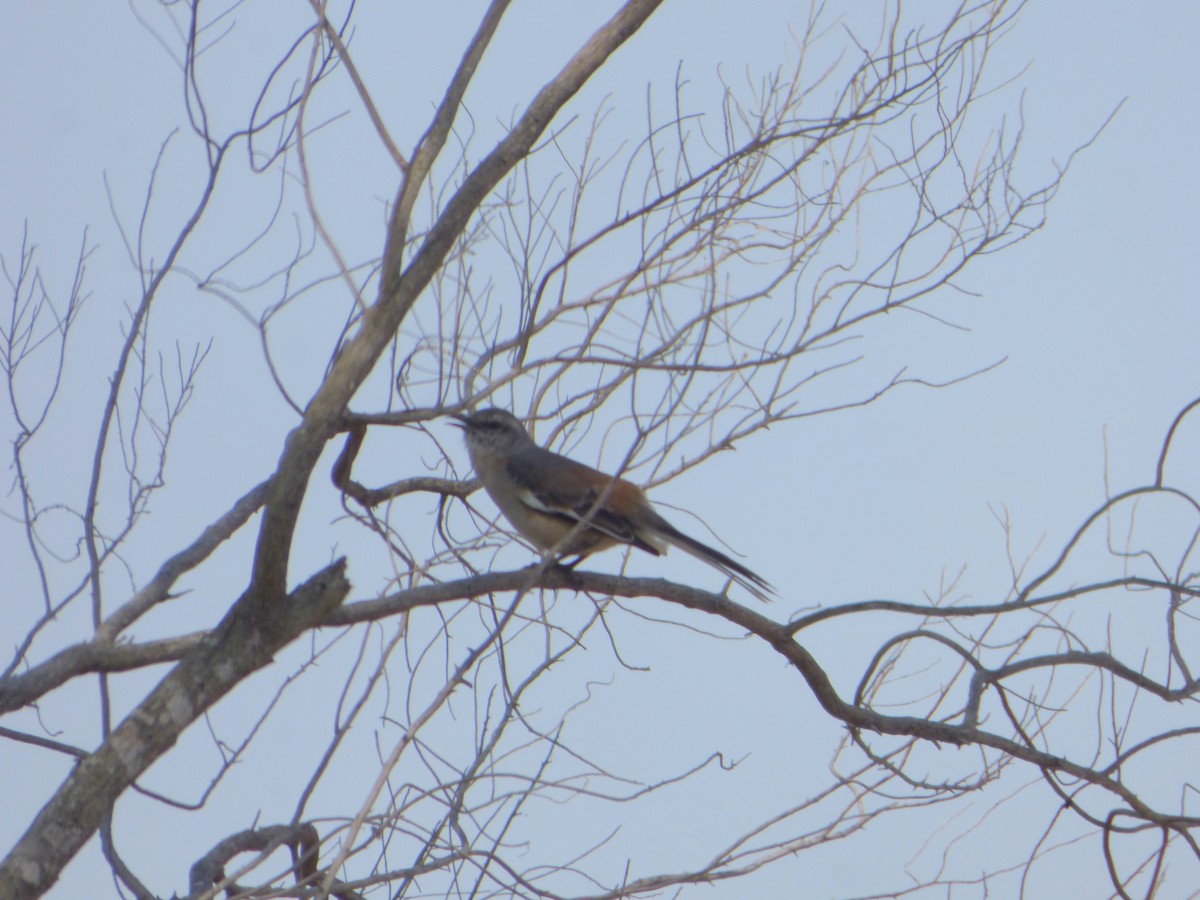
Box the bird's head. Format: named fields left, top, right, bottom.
left=450, top=407, right=533, bottom=456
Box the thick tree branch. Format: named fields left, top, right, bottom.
left=250, top=0, right=666, bottom=603
left=0, top=561, right=350, bottom=900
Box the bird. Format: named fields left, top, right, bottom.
left=451, top=407, right=774, bottom=602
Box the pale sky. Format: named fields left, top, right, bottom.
left=3, top=2, right=1199, bottom=897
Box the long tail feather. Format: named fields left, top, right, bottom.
left=659, top=526, right=775, bottom=603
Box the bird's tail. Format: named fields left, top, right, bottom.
left=656, top=523, right=775, bottom=603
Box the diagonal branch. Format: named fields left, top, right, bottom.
left=0, top=561, right=350, bottom=900
left=251, top=0, right=667, bottom=603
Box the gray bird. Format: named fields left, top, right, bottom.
left=452, top=408, right=774, bottom=602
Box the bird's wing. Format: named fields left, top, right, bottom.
left=505, top=447, right=660, bottom=554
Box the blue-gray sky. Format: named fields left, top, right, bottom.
left=3, top=2, right=1198, bottom=897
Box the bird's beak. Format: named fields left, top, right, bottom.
left=448, top=412, right=469, bottom=429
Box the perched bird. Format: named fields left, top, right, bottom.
left=451, top=407, right=774, bottom=602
